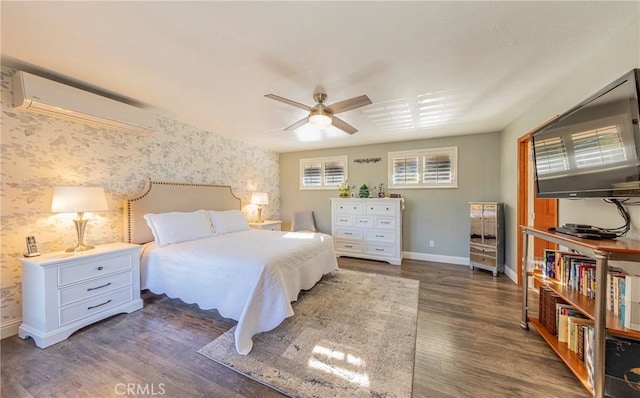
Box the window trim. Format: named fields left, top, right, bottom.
left=388, top=147, right=458, bottom=189
left=299, top=155, right=348, bottom=190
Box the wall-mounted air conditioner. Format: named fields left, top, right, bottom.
left=12, top=71, right=155, bottom=134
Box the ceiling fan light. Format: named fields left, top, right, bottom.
left=309, top=113, right=332, bottom=128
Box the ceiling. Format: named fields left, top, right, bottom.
left=2, top=2, right=638, bottom=153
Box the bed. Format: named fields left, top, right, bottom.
left=124, top=181, right=339, bottom=355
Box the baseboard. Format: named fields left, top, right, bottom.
left=1, top=318, right=21, bottom=339
left=403, top=251, right=469, bottom=266
left=403, top=252, right=519, bottom=284
left=503, top=265, right=517, bottom=284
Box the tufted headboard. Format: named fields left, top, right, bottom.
left=124, top=180, right=241, bottom=244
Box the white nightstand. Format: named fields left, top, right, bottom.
left=248, top=220, right=283, bottom=231
left=17, top=242, right=143, bottom=348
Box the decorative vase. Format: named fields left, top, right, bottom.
left=359, top=184, right=369, bottom=198
left=339, top=190, right=350, bottom=198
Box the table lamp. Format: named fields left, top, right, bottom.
left=251, top=192, right=269, bottom=223
left=51, top=186, right=108, bottom=252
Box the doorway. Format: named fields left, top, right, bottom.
left=516, top=118, right=558, bottom=285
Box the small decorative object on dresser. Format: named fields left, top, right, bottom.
left=336, top=180, right=352, bottom=198
left=17, top=243, right=143, bottom=348
left=358, top=184, right=369, bottom=198
left=248, top=220, right=282, bottom=231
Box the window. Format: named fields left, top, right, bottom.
left=388, top=147, right=458, bottom=189
left=300, top=156, right=348, bottom=190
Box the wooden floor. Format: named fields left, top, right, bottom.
left=1, top=258, right=589, bottom=398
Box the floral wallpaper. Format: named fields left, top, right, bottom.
left=0, top=67, right=280, bottom=328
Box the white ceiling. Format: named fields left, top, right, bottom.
left=2, top=2, right=638, bottom=153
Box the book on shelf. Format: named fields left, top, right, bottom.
left=624, top=274, right=640, bottom=331
left=584, top=326, right=595, bottom=390
left=568, top=317, right=593, bottom=353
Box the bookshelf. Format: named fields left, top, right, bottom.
left=520, top=226, right=640, bottom=398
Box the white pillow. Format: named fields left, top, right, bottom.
left=143, top=210, right=214, bottom=247
left=208, top=210, right=249, bottom=234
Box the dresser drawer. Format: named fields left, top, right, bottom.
left=335, top=240, right=363, bottom=253
left=470, top=253, right=497, bottom=268
left=59, top=271, right=133, bottom=307
left=365, top=230, right=395, bottom=243
left=58, top=254, right=132, bottom=286
left=375, top=217, right=396, bottom=229
left=59, top=286, right=133, bottom=327
left=470, top=245, right=497, bottom=257
left=334, top=228, right=363, bottom=240
left=354, top=216, right=373, bottom=228
left=365, top=243, right=395, bottom=258
left=334, top=215, right=353, bottom=226
left=365, top=203, right=397, bottom=215
left=335, top=203, right=363, bottom=215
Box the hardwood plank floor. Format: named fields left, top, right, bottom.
left=1, top=258, right=588, bottom=398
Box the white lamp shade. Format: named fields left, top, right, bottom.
left=51, top=186, right=109, bottom=213
left=251, top=192, right=269, bottom=206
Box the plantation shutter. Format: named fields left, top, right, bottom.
left=324, top=160, right=345, bottom=185
left=302, top=162, right=322, bottom=186
left=423, top=154, right=452, bottom=184
left=392, top=157, right=419, bottom=184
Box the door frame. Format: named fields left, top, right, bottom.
left=516, top=117, right=558, bottom=285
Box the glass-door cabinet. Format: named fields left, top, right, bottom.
left=469, top=202, right=504, bottom=276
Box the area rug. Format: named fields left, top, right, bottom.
left=198, top=269, right=419, bottom=398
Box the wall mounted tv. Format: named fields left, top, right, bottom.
left=531, top=69, right=640, bottom=198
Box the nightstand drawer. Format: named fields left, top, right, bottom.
left=59, top=286, right=133, bottom=327
left=58, top=254, right=132, bottom=286
left=59, top=271, right=133, bottom=307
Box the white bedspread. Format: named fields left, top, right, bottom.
left=140, top=229, right=338, bottom=354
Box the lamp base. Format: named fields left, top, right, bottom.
left=66, top=243, right=95, bottom=253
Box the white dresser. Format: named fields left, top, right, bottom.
left=18, top=243, right=143, bottom=348
left=330, top=198, right=404, bottom=265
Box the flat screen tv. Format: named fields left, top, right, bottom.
left=531, top=69, right=640, bottom=198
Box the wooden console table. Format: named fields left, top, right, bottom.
left=520, top=226, right=640, bottom=397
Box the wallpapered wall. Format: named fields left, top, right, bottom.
left=0, top=67, right=279, bottom=329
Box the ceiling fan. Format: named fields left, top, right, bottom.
left=264, top=89, right=372, bottom=134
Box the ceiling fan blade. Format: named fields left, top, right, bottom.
left=284, top=117, right=309, bottom=131
left=331, top=116, right=358, bottom=135
left=264, top=94, right=313, bottom=111
left=327, top=95, right=372, bottom=114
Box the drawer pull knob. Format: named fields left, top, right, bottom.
left=87, top=282, right=112, bottom=292
left=345, top=245, right=353, bottom=248
left=88, top=299, right=112, bottom=310
left=386, top=207, right=389, bottom=210
left=381, top=222, right=390, bottom=224
left=375, top=248, right=384, bottom=252
left=376, top=234, right=384, bottom=237
left=345, top=232, right=352, bottom=235
left=97, top=266, right=104, bottom=271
